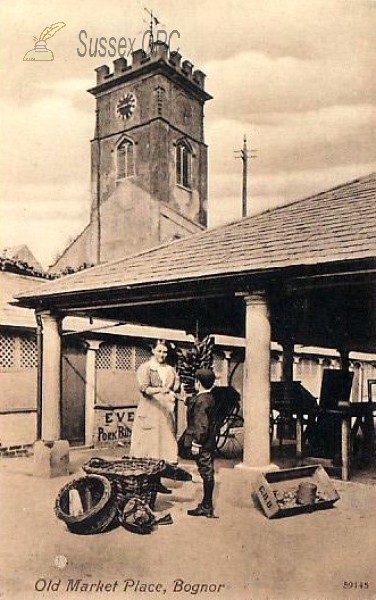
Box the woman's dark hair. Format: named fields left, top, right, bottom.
left=151, top=339, right=169, bottom=349
left=150, top=339, right=171, bottom=352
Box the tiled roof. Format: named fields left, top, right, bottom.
left=17, top=173, right=376, bottom=301
left=0, top=272, right=46, bottom=327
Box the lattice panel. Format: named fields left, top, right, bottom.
left=96, top=344, right=113, bottom=370
left=0, top=335, right=16, bottom=368
left=20, top=337, right=38, bottom=368
left=116, top=345, right=133, bottom=370
left=135, top=346, right=151, bottom=370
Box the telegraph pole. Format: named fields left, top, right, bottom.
left=241, top=135, right=248, bottom=218
left=235, top=134, right=257, bottom=218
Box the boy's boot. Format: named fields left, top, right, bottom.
left=187, top=477, right=216, bottom=517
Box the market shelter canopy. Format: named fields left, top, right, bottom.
left=16, top=173, right=376, bottom=354
left=14, top=173, right=376, bottom=473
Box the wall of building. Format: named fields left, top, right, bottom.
left=49, top=225, right=94, bottom=273
left=0, top=330, right=38, bottom=412
left=92, top=341, right=150, bottom=448
left=99, top=181, right=160, bottom=263
left=0, top=412, right=36, bottom=446
left=51, top=161, right=203, bottom=271
left=0, top=329, right=38, bottom=451
left=95, top=341, right=150, bottom=406
left=1, top=324, right=376, bottom=451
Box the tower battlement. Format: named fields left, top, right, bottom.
left=92, top=41, right=207, bottom=95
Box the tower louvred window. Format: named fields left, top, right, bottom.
left=176, top=141, right=192, bottom=189
left=117, top=139, right=135, bottom=179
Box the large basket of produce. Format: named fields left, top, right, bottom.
left=55, top=474, right=118, bottom=534
left=82, top=457, right=166, bottom=510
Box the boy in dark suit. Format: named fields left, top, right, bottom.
left=184, top=368, right=217, bottom=518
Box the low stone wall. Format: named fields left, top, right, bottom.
left=0, top=411, right=37, bottom=446
left=0, top=443, right=34, bottom=457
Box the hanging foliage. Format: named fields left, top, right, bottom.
left=175, top=335, right=215, bottom=396
left=0, top=256, right=94, bottom=279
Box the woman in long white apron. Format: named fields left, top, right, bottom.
left=130, top=340, right=180, bottom=463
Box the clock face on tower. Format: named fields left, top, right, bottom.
left=116, top=93, right=137, bottom=119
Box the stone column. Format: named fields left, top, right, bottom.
left=221, top=350, right=232, bottom=386
left=85, top=341, right=102, bottom=447
left=38, top=311, right=62, bottom=441
left=239, top=292, right=275, bottom=470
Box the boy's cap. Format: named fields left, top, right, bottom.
left=195, top=368, right=215, bottom=389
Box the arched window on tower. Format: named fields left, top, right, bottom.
left=117, top=138, right=135, bottom=180
left=176, top=140, right=192, bottom=189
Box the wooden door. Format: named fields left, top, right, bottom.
left=61, top=340, right=86, bottom=445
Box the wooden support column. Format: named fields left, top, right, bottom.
left=239, top=291, right=276, bottom=471
left=339, top=348, right=350, bottom=373
left=296, top=416, right=303, bottom=462
left=339, top=347, right=351, bottom=479
left=85, top=340, right=102, bottom=447
left=282, top=339, right=294, bottom=387
left=38, top=311, right=62, bottom=441
left=280, top=337, right=295, bottom=448
left=341, top=406, right=351, bottom=481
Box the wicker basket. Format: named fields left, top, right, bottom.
left=82, top=457, right=165, bottom=510
left=55, top=474, right=118, bottom=535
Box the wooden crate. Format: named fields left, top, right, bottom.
left=255, top=465, right=340, bottom=519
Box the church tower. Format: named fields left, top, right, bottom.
left=49, top=41, right=212, bottom=271
left=88, top=41, right=212, bottom=262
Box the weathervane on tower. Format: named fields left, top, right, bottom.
left=144, top=7, right=163, bottom=55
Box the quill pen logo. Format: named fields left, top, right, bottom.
left=24, top=22, right=66, bottom=61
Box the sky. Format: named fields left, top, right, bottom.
left=0, top=0, right=375, bottom=268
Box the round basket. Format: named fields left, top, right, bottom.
left=55, top=474, right=118, bottom=535
left=83, top=457, right=165, bottom=511
left=113, top=476, right=159, bottom=511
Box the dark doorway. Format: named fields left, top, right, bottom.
left=61, top=339, right=86, bottom=445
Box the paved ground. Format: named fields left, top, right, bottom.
left=0, top=447, right=375, bottom=600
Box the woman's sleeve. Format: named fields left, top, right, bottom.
left=137, top=362, right=151, bottom=394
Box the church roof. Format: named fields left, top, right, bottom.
left=16, top=173, right=376, bottom=302
left=2, top=245, right=44, bottom=273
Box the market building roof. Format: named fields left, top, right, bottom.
left=17, top=173, right=376, bottom=303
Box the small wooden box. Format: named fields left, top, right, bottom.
left=255, top=465, right=340, bottom=519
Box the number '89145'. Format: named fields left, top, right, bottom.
left=343, top=582, right=369, bottom=590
